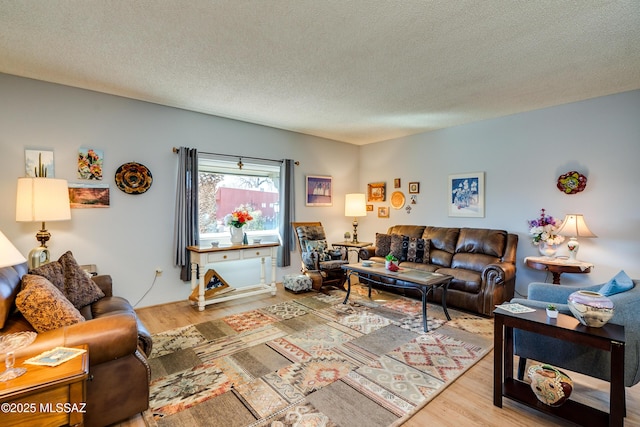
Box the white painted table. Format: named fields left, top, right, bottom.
left=187, top=242, right=279, bottom=311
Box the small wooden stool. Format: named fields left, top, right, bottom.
left=283, top=274, right=312, bottom=293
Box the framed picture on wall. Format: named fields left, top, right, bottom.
left=367, top=182, right=386, bottom=202
left=448, top=172, right=485, bottom=217
left=25, top=149, right=54, bottom=177
left=378, top=206, right=389, bottom=218
left=408, top=182, right=420, bottom=194
left=306, top=175, right=333, bottom=206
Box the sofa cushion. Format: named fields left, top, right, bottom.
left=303, top=239, right=332, bottom=261
left=31, top=251, right=105, bottom=309
left=374, top=233, right=392, bottom=258
left=436, top=267, right=482, bottom=293
left=455, top=228, right=507, bottom=258
left=422, top=227, right=460, bottom=267
left=0, top=263, right=27, bottom=329
left=15, top=274, right=85, bottom=332
left=405, top=237, right=430, bottom=263
left=389, top=234, right=407, bottom=261
left=386, top=225, right=425, bottom=239
left=599, top=270, right=634, bottom=296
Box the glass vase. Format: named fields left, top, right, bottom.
left=538, top=242, right=558, bottom=258
left=230, top=226, right=244, bottom=245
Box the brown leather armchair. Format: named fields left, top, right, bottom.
left=292, top=222, right=348, bottom=292
left=0, top=262, right=152, bottom=427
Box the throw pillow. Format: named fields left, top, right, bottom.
left=374, top=233, right=392, bottom=258
left=389, top=234, right=408, bottom=261
left=304, top=239, right=332, bottom=261
left=31, top=251, right=105, bottom=309
left=598, top=270, right=634, bottom=296
left=406, top=237, right=430, bottom=263
left=16, top=274, right=85, bottom=332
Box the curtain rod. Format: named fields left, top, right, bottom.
left=172, top=147, right=299, bottom=165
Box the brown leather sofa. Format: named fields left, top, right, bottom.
left=359, top=225, right=518, bottom=316
left=0, top=262, right=152, bottom=427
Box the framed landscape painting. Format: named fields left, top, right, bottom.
left=306, top=175, right=332, bottom=206
left=448, top=172, right=485, bottom=217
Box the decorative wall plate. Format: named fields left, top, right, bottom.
left=390, top=191, right=405, bottom=209
left=557, top=171, right=586, bottom=194
left=115, top=162, right=153, bottom=194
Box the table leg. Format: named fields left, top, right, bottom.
left=441, top=281, right=451, bottom=321
left=493, top=314, right=504, bottom=407
left=551, top=272, right=562, bottom=284
left=422, top=291, right=428, bottom=332
left=343, top=272, right=352, bottom=304
left=610, top=341, right=625, bottom=426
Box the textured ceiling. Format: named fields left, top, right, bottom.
left=1, top=1, right=639, bottom=145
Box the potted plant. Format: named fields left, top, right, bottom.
left=546, top=304, right=559, bottom=318
left=385, top=253, right=399, bottom=270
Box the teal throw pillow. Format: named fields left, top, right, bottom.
left=598, top=270, right=634, bottom=296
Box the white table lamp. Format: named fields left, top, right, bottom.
left=345, top=193, right=366, bottom=243
left=0, top=230, right=26, bottom=268
left=556, top=214, right=597, bottom=261
left=16, top=177, right=71, bottom=268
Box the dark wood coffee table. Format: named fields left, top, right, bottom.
left=342, top=262, right=453, bottom=332
left=493, top=306, right=625, bottom=427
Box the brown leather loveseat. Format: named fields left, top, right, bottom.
left=0, top=260, right=152, bottom=427
left=359, top=225, right=518, bottom=316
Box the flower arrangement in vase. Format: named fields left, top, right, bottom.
left=385, top=253, right=399, bottom=271
left=225, top=208, right=253, bottom=244
left=528, top=208, right=564, bottom=257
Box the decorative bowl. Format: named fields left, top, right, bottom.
left=528, top=364, right=573, bottom=407
left=361, top=261, right=373, bottom=267
left=567, top=290, right=614, bottom=327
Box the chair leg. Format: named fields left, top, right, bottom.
left=517, top=357, right=527, bottom=380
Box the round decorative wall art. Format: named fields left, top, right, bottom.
left=390, top=191, right=406, bottom=209
left=556, top=171, right=587, bottom=194
left=115, top=162, right=153, bottom=194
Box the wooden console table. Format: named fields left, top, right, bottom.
left=187, top=242, right=279, bottom=311
left=0, top=345, right=89, bottom=427
left=525, top=256, right=593, bottom=284
left=493, top=307, right=625, bottom=426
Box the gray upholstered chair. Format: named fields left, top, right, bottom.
left=511, top=279, right=640, bottom=388
left=292, top=222, right=347, bottom=292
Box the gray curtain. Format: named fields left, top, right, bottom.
left=278, top=159, right=295, bottom=267
left=173, top=147, right=199, bottom=281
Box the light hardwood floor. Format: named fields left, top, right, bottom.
left=118, top=284, right=639, bottom=427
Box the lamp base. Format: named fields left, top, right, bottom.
left=352, top=218, right=359, bottom=243
left=566, top=237, right=579, bottom=261
left=28, top=246, right=50, bottom=269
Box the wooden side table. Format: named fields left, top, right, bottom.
left=525, top=256, right=593, bottom=284
left=493, top=308, right=625, bottom=427
left=0, top=345, right=89, bottom=427
left=331, top=241, right=372, bottom=262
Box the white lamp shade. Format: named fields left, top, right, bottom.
left=16, top=177, right=71, bottom=222
left=556, top=214, right=597, bottom=238
left=345, top=193, right=366, bottom=217
left=0, top=230, right=26, bottom=268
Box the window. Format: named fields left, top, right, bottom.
left=198, top=155, right=280, bottom=241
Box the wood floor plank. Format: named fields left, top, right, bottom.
left=121, top=285, right=640, bottom=427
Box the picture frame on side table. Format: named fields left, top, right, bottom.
left=448, top=172, right=485, bottom=217
left=306, top=175, right=333, bottom=206
left=378, top=206, right=390, bottom=218
left=367, top=182, right=386, bottom=202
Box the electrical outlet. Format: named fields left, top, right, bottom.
left=155, top=268, right=163, bottom=276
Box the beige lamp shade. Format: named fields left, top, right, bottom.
left=555, top=214, right=596, bottom=261
left=345, top=193, right=367, bottom=217
left=0, top=230, right=26, bottom=268
left=16, top=177, right=71, bottom=223
left=556, top=214, right=597, bottom=238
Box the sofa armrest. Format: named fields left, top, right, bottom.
left=482, top=261, right=515, bottom=285
left=92, top=274, right=113, bottom=297
left=13, top=313, right=139, bottom=365
left=359, top=246, right=375, bottom=260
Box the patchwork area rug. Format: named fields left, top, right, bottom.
left=145, top=284, right=493, bottom=427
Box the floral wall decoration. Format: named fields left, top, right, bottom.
left=78, top=148, right=104, bottom=180
left=557, top=171, right=587, bottom=194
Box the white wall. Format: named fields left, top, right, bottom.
left=0, top=73, right=360, bottom=307
left=358, top=90, right=640, bottom=297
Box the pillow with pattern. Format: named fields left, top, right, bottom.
left=16, top=274, right=85, bottom=332
left=389, top=234, right=407, bottom=261
left=31, top=251, right=105, bottom=309
left=304, top=239, right=332, bottom=261
left=374, top=233, right=392, bottom=258
left=389, top=235, right=430, bottom=263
